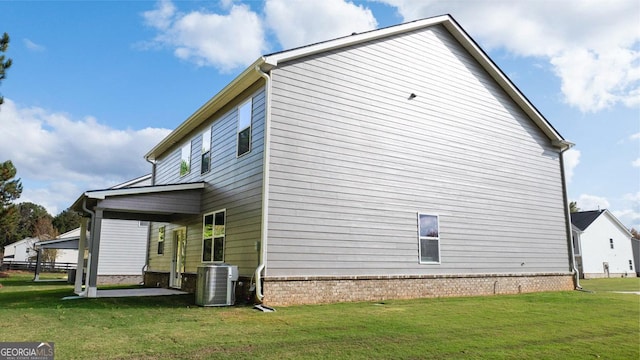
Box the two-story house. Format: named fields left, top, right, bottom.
left=71, top=15, right=576, bottom=305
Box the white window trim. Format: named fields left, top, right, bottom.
left=418, top=212, right=441, bottom=265
left=236, top=98, right=253, bottom=158
left=202, top=209, right=226, bottom=263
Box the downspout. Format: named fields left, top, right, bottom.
left=82, top=197, right=96, bottom=296
left=558, top=141, right=581, bottom=289
left=254, top=63, right=272, bottom=303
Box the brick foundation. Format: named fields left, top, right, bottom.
left=143, top=271, right=198, bottom=293
left=583, top=272, right=637, bottom=279
left=263, top=273, right=575, bottom=306
left=144, top=271, right=170, bottom=288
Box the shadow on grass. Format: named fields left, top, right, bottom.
left=0, top=287, right=197, bottom=310
left=1, top=272, right=199, bottom=310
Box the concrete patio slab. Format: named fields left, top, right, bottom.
left=96, top=288, right=188, bottom=298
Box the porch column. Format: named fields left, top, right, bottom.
left=33, top=248, right=42, bottom=281
left=74, top=217, right=89, bottom=294
left=86, top=209, right=103, bottom=298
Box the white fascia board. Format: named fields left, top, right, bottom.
left=440, top=19, right=565, bottom=145
left=263, top=15, right=451, bottom=67
left=602, top=210, right=633, bottom=238
left=264, top=14, right=566, bottom=147
left=145, top=58, right=265, bottom=161
left=85, top=182, right=205, bottom=200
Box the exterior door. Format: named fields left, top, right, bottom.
left=171, top=228, right=187, bottom=289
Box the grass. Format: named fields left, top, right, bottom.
left=1, top=271, right=639, bottom=360
left=579, top=277, right=640, bottom=292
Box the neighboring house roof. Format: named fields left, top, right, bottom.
left=110, top=174, right=152, bottom=189
left=571, top=210, right=604, bottom=231
left=34, top=237, right=79, bottom=250
left=3, top=237, right=37, bottom=249
left=571, top=209, right=633, bottom=237
left=145, top=14, right=570, bottom=162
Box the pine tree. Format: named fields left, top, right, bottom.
left=0, top=32, right=12, bottom=106
left=0, top=160, right=22, bottom=247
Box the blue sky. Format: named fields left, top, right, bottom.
left=0, top=0, right=638, bottom=230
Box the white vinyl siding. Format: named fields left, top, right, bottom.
left=97, top=219, right=148, bottom=275
left=265, top=25, right=569, bottom=277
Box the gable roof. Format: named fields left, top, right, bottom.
left=145, top=14, right=570, bottom=161
left=571, top=210, right=604, bottom=231
left=571, top=209, right=633, bottom=237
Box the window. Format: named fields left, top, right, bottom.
left=157, top=226, right=165, bottom=255
left=180, top=143, right=191, bottom=176
left=630, top=260, right=634, bottom=270
left=202, top=210, right=225, bottom=262
left=201, top=128, right=211, bottom=174
left=418, top=213, right=440, bottom=264
left=237, top=99, right=252, bottom=157
left=609, top=238, right=614, bottom=249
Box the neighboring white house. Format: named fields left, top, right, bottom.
left=632, top=238, right=640, bottom=277
left=571, top=210, right=636, bottom=278
left=3, top=234, right=76, bottom=267
left=2, top=237, right=38, bottom=263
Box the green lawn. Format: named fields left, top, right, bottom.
left=579, top=277, right=640, bottom=292
left=1, top=271, right=638, bottom=360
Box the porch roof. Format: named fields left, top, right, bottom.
left=70, top=182, right=206, bottom=222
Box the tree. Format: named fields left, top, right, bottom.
left=0, top=160, right=22, bottom=247
left=53, top=208, right=82, bottom=234
left=0, top=32, right=11, bottom=106
left=569, top=201, right=580, bottom=213
left=631, top=228, right=640, bottom=241
left=14, top=202, right=52, bottom=242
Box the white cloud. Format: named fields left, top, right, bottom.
left=563, top=148, right=580, bottom=183
left=265, top=0, right=378, bottom=49
left=377, top=0, right=640, bottom=113
left=0, top=99, right=171, bottom=215
left=613, top=192, right=640, bottom=230
left=23, top=38, right=45, bottom=52
left=631, top=132, right=640, bottom=141
left=142, top=0, right=266, bottom=72
left=633, top=158, right=640, bottom=167
left=576, top=194, right=610, bottom=211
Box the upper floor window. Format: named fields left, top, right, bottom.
left=201, top=128, right=211, bottom=174
left=609, top=238, right=614, bottom=249
left=237, top=99, right=252, bottom=157
left=202, top=210, right=225, bottom=262
left=180, top=143, right=191, bottom=176
left=418, top=213, right=440, bottom=264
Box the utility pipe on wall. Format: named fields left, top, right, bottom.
left=558, top=141, right=581, bottom=289
left=254, top=63, right=272, bottom=303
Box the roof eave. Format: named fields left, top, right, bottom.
left=263, top=14, right=452, bottom=67
left=264, top=14, right=566, bottom=147
left=145, top=58, right=266, bottom=161
left=440, top=18, right=566, bottom=146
